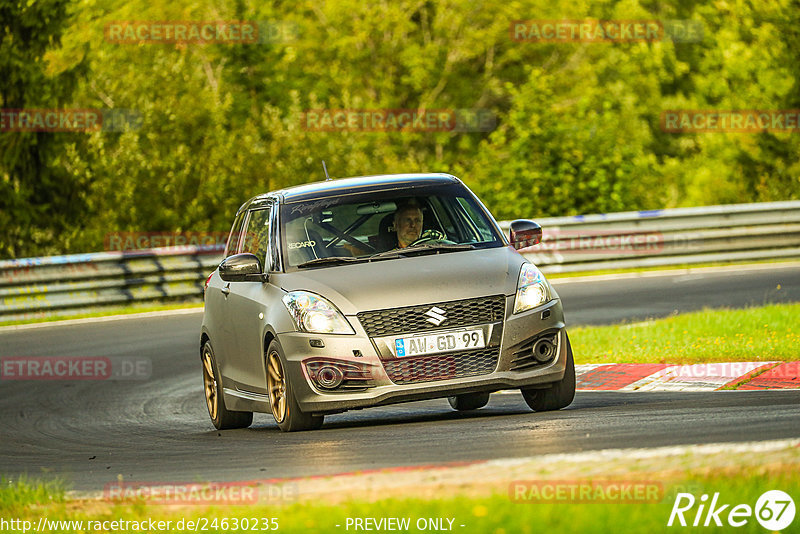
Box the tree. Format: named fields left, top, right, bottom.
left=0, top=0, right=89, bottom=257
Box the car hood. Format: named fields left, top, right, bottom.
left=274, top=246, right=529, bottom=315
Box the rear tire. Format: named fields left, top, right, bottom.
left=201, top=341, right=253, bottom=430
left=448, top=392, right=490, bottom=411
left=521, top=333, right=576, bottom=412
left=266, top=341, right=324, bottom=432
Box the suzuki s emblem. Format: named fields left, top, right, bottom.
left=424, top=306, right=447, bottom=326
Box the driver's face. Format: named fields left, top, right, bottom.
left=395, top=207, right=423, bottom=248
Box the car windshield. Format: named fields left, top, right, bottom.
left=280, top=183, right=504, bottom=269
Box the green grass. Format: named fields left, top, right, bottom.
left=0, top=301, right=203, bottom=328
left=571, top=303, right=800, bottom=364
left=0, top=477, right=65, bottom=510
left=1, top=467, right=797, bottom=533
left=545, top=258, right=800, bottom=279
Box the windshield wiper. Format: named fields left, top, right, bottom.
left=366, top=243, right=475, bottom=260
left=401, top=243, right=476, bottom=255
left=366, top=250, right=404, bottom=260
left=296, top=256, right=366, bottom=268
left=298, top=244, right=474, bottom=268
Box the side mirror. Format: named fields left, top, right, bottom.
left=509, top=220, right=543, bottom=250
left=219, top=253, right=268, bottom=282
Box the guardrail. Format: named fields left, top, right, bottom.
left=2, top=201, right=800, bottom=322
left=0, top=247, right=223, bottom=322
left=501, top=200, right=800, bottom=273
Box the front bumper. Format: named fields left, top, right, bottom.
left=279, top=296, right=568, bottom=414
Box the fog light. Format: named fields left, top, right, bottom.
left=315, top=365, right=344, bottom=389
left=532, top=338, right=556, bottom=363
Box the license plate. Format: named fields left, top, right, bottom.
left=394, top=329, right=485, bottom=357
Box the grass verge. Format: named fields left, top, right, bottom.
left=0, top=302, right=203, bottom=328
left=1, top=465, right=797, bottom=533
left=570, top=303, right=799, bottom=364
left=544, top=258, right=800, bottom=279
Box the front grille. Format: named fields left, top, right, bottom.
left=357, top=295, right=505, bottom=337
left=382, top=347, right=499, bottom=385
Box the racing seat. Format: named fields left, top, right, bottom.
left=287, top=228, right=329, bottom=264
left=373, top=214, right=398, bottom=251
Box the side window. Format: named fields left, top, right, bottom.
left=427, top=197, right=456, bottom=236
left=456, top=197, right=494, bottom=242
left=225, top=211, right=247, bottom=257
left=241, top=207, right=272, bottom=269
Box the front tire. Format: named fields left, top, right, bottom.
left=521, top=333, right=576, bottom=412
left=448, top=392, right=490, bottom=411
left=266, top=341, right=324, bottom=432
left=201, top=341, right=253, bottom=430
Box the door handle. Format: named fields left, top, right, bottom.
left=221, top=284, right=231, bottom=296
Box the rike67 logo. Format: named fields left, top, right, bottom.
left=668, top=490, right=795, bottom=531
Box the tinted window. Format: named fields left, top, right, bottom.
left=225, top=210, right=247, bottom=257
left=241, top=208, right=272, bottom=269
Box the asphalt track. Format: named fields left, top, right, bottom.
left=554, top=262, right=800, bottom=325
left=0, top=264, right=798, bottom=491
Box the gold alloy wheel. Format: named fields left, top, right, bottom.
left=267, top=350, right=287, bottom=423
left=202, top=347, right=218, bottom=421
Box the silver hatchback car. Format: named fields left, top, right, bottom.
left=201, top=174, right=575, bottom=431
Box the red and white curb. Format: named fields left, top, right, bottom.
left=575, top=362, right=800, bottom=391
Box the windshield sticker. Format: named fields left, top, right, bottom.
left=288, top=241, right=316, bottom=249
left=289, top=198, right=340, bottom=216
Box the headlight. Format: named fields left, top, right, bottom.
left=282, top=291, right=354, bottom=334
left=513, top=263, right=551, bottom=314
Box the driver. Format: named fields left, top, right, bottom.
left=394, top=201, right=424, bottom=248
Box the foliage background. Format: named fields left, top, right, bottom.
left=1, top=0, right=799, bottom=258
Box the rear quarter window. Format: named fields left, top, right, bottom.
left=225, top=210, right=247, bottom=257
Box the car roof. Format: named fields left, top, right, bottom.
left=241, top=173, right=461, bottom=210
